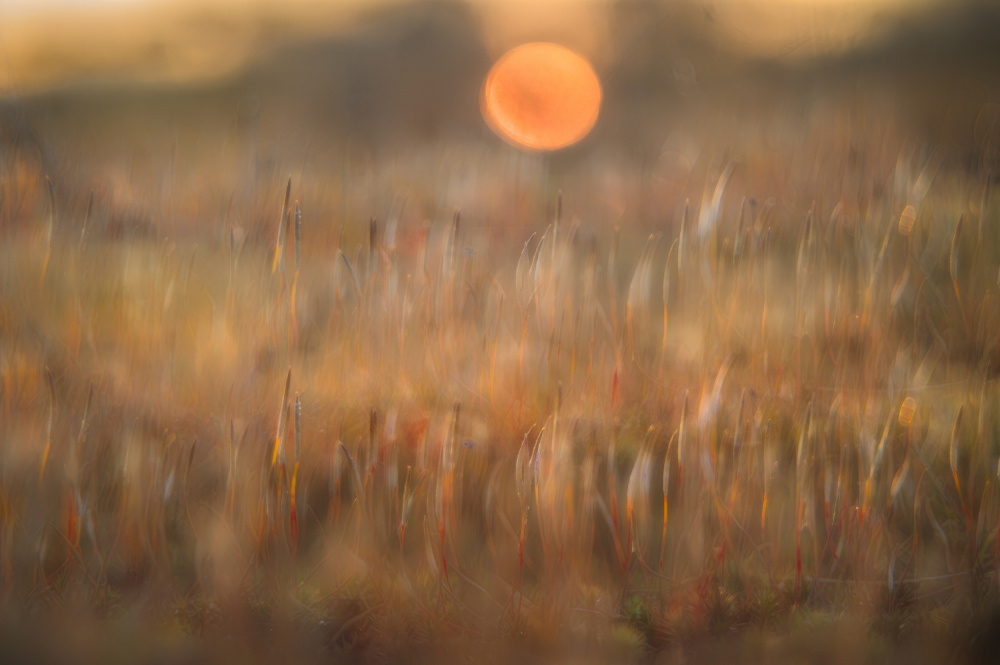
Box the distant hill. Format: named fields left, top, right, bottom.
left=7, top=1, right=490, bottom=147
left=597, top=0, right=1000, bottom=162
left=786, top=0, right=1000, bottom=160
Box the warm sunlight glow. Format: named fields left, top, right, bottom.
left=481, top=42, right=601, bottom=152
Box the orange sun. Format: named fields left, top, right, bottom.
left=481, top=42, right=602, bottom=151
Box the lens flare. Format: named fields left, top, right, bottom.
left=481, top=42, right=601, bottom=151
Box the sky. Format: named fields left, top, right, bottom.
left=0, top=0, right=947, bottom=93
left=0, top=0, right=934, bottom=7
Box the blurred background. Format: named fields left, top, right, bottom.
left=1, top=0, right=999, bottom=239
